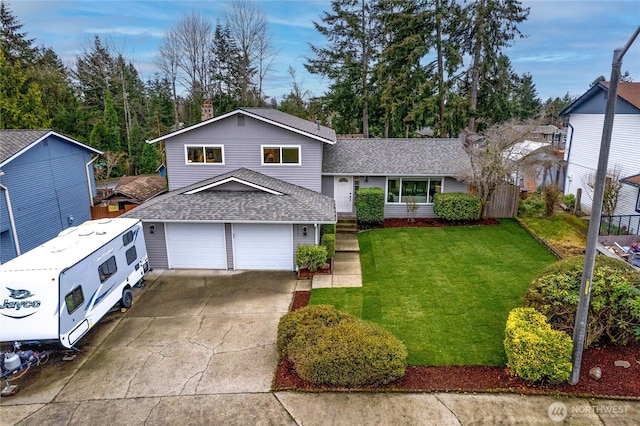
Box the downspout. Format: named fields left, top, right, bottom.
left=0, top=181, right=21, bottom=256
left=86, top=155, right=99, bottom=207
left=564, top=123, right=575, bottom=193
left=314, top=224, right=319, bottom=245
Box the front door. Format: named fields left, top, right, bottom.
left=334, top=176, right=353, bottom=213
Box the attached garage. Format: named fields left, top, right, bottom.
left=166, top=223, right=226, bottom=269
left=233, top=224, right=293, bottom=270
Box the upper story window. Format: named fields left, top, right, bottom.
left=387, top=177, right=442, bottom=204
left=185, top=145, right=224, bottom=164
left=262, top=145, right=300, bottom=165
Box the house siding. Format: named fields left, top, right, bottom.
left=0, top=135, right=94, bottom=263
left=164, top=114, right=323, bottom=192
left=225, top=223, right=234, bottom=270
left=142, top=221, right=169, bottom=269
left=293, top=223, right=316, bottom=267
left=565, top=114, right=640, bottom=215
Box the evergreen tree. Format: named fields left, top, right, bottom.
left=306, top=0, right=375, bottom=137
left=0, top=0, right=36, bottom=65
left=0, top=50, right=50, bottom=129
left=514, top=72, right=541, bottom=120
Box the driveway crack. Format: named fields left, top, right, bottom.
left=433, top=394, right=463, bottom=426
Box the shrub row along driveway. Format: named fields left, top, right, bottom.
left=311, top=219, right=558, bottom=366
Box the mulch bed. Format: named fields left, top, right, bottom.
left=297, top=259, right=332, bottom=279
left=278, top=291, right=640, bottom=398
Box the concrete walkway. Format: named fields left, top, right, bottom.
left=1, top=269, right=639, bottom=425
left=312, top=232, right=362, bottom=289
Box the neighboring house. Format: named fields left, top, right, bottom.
left=0, top=130, right=102, bottom=263
left=100, top=175, right=167, bottom=210
left=561, top=82, right=640, bottom=231
left=124, top=108, right=470, bottom=271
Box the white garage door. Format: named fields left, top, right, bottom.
left=233, top=224, right=293, bottom=270
left=166, top=223, right=226, bottom=269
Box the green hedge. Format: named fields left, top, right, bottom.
left=277, top=305, right=407, bottom=386
left=295, top=245, right=327, bottom=272
left=433, top=192, right=481, bottom=221
left=524, top=255, right=640, bottom=347
left=321, top=223, right=336, bottom=236
left=321, top=233, right=336, bottom=259
left=504, top=307, right=573, bottom=383
left=355, top=187, right=384, bottom=228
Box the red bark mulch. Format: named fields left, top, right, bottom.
left=279, top=291, right=640, bottom=398
left=297, top=259, right=332, bottom=280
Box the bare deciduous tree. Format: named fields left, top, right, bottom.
left=224, top=0, right=275, bottom=105
left=464, top=119, right=538, bottom=218
left=582, top=165, right=623, bottom=216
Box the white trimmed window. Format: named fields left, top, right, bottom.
left=386, top=177, right=442, bottom=204
left=185, top=145, right=224, bottom=164
left=262, top=145, right=300, bottom=165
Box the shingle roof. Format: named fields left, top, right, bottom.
left=0, top=129, right=50, bottom=164
left=122, top=168, right=336, bottom=223
left=621, top=173, right=640, bottom=188
left=104, top=175, right=167, bottom=203
left=147, top=108, right=337, bottom=145
left=603, top=82, right=640, bottom=109
left=322, top=138, right=471, bottom=176
left=0, top=129, right=101, bottom=166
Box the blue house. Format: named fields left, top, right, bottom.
left=0, top=130, right=102, bottom=263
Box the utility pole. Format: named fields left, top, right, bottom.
left=569, top=26, right=640, bottom=386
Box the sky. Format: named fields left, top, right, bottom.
left=8, top=0, right=640, bottom=103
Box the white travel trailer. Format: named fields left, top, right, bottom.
left=0, top=218, right=148, bottom=349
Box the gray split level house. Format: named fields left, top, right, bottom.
left=124, top=108, right=471, bottom=271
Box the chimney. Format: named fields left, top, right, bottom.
left=201, top=100, right=213, bottom=121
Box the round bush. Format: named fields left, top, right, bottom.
left=277, top=305, right=407, bottom=386
left=524, top=255, right=640, bottom=347
left=504, top=307, right=573, bottom=383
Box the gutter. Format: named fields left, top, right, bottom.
left=86, top=155, right=99, bottom=207
left=564, top=123, right=575, bottom=193
left=0, top=181, right=21, bottom=256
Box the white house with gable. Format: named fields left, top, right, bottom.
left=561, top=82, right=640, bottom=232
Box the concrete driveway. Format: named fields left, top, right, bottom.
left=2, top=270, right=639, bottom=425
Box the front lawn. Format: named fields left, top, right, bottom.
left=309, top=219, right=557, bottom=366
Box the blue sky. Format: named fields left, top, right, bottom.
left=10, top=0, right=640, bottom=103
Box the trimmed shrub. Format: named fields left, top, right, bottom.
left=355, top=187, right=384, bottom=228
left=504, top=307, right=573, bottom=383
left=433, top=192, right=481, bottom=221
left=321, top=223, right=336, bottom=236
left=295, top=245, right=327, bottom=272
left=277, top=305, right=407, bottom=387
left=321, top=233, right=336, bottom=259
left=519, top=192, right=545, bottom=217
left=524, top=255, right=640, bottom=347
left=277, top=304, right=348, bottom=357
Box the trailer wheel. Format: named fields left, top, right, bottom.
left=121, top=289, right=133, bottom=309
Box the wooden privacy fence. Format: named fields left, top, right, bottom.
left=485, top=183, right=520, bottom=218
left=90, top=204, right=137, bottom=220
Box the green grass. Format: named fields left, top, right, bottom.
left=518, top=212, right=587, bottom=257
left=310, top=219, right=556, bottom=367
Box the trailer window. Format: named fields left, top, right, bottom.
left=126, top=246, right=137, bottom=265
left=123, top=231, right=134, bottom=246
left=98, top=256, right=117, bottom=283
left=65, top=286, right=85, bottom=314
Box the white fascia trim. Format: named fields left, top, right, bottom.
left=184, top=177, right=283, bottom=195
left=146, top=109, right=336, bottom=145
left=144, top=219, right=336, bottom=225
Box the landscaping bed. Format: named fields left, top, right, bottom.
left=384, top=217, right=500, bottom=228
left=278, top=291, right=640, bottom=398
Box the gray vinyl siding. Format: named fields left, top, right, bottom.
left=225, top=223, right=234, bottom=270
left=293, top=223, right=316, bottom=266
left=321, top=175, right=334, bottom=198
left=142, top=221, right=168, bottom=269
left=0, top=135, right=94, bottom=263
left=164, top=114, right=324, bottom=192
left=442, top=177, right=470, bottom=193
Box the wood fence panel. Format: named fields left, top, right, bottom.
left=486, top=183, right=520, bottom=218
